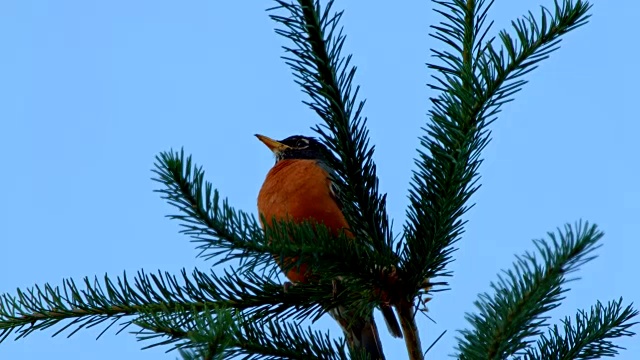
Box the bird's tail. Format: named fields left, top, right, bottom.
left=381, top=305, right=403, bottom=338
left=330, top=307, right=385, bottom=360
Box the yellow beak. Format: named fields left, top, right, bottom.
left=255, top=134, right=290, bottom=153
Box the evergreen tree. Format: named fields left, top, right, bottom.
left=0, top=1, right=636, bottom=359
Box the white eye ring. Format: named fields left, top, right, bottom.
left=295, top=138, right=309, bottom=148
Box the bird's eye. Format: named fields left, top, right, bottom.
left=295, top=138, right=309, bottom=148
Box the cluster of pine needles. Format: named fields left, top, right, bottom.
left=0, top=1, right=637, bottom=359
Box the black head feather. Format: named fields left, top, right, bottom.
left=275, top=135, right=332, bottom=162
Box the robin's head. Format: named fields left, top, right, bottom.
left=255, top=134, right=330, bottom=163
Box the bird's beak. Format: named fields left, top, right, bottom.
left=255, top=134, right=290, bottom=154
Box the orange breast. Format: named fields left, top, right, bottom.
left=257, top=159, right=350, bottom=282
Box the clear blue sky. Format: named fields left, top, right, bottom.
left=1, top=1, right=638, bottom=359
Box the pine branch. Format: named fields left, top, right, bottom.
left=268, top=1, right=396, bottom=264
left=0, top=274, right=144, bottom=342
left=0, top=268, right=362, bottom=344
left=473, top=0, right=592, bottom=126
left=135, top=306, right=350, bottom=360
left=268, top=3, right=410, bottom=356
left=522, top=299, right=638, bottom=359
left=455, top=221, right=607, bottom=359
left=403, top=0, right=495, bottom=299
left=399, top=2, right=502, bottom=357
left=152, top=149, right=268, bottom=267
left=403, top=0, right=592, bottom=294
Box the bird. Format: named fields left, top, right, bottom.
left=256, top=134, right=402, bottom=360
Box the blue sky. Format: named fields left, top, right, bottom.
left=1, top=1, right=638, bottom=359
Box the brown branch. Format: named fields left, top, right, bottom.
left=397, top=299, right=423, bottom=360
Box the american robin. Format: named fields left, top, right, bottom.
left=256, top=134, right=402, bottom=360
